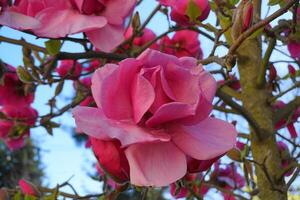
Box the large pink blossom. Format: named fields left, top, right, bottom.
left=73, top=49, right=237, bottom=186
left=160, top=30, right=203, bottom=59
left=0, top=0, right=136, bottom=52
left=158, top=0, right=210, bottom=25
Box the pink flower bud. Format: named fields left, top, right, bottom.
left=288, top=64, right=296, bottom=77
left=19, top=179, right=39, bottom=197
left=269, top=65, right=277, bottom=81
left=242, top=1, right=253, bottom=31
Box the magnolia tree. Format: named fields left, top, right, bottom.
left=0, top=0, right=299, bottom=199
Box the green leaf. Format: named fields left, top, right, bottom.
left=45, top=40, right=62, bottom=55
left=229, top=0, right=240, bottom=6
left=16, top=66, right=34, bottom=83
left=186, top=0, right=201, bottom=22
left=13, top=192, right=22, bottom=200
left=268, top=0, right=283, bottom=6
left=25, top=195, right=37, bottom=200
left=209, top=1, right=217, bottom=11
left=54, top=81, right=64, bottom=96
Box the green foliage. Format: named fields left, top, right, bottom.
left=16, top=66, right=34, bottom=83
left=228, top=0, right=240, bottom=6
left=45, top=40, right=62, bottom=56
left=268, top=0, right=285, bottom=6
left=12, top=191, right=22, bottom=200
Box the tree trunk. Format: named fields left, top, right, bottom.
left=236, top=2, right=287, bottom=199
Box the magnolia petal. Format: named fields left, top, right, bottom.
left=86, top=24, right=124, bottom=52
left=99, top=58, right=141, bottom=120
left=146, top=102, right=195, bottom=127
left=102, top=0, right=136, bottom=25
left=199, top=70, right=217, bottom=103
left=0, top=11, right=40, bottom=30
left=171, top=117, right=237, bottom=160
left=91, top=64, right=118, bottom=108
left=137, top=49, right=180, bottom=68
left=72, top=106, right=170, bottom=147
left=131, top=74, right=155, bottom=123
left=125, top=142, right=187, bottom=186
left=34, top=8, right=107, bottom=37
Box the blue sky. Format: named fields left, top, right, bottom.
left=0, top=0, right=299, bottom=199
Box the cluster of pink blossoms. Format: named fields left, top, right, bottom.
left=73, top=49, right=237, bottom=186
left=0, top=0, right=136, bottom=52
left=125, top=27, right=203, bottom=58
left=0, top=64, right=37, bottom=150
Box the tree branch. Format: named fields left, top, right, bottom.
left=216, top=88, right=262, bottom=139
left=274, top=96, right=300, bottom=123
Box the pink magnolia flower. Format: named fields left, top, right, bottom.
left=210, top=163, right=245, bottom=200
left=273, top=100, right=300, bottom=138
left=19, top=179, right=39, bottom=197
left=0, top=65, right=34, bottom=107
left=73, top=49, right=237, bottom=186
left=287, top=41, right=300, bottom=59
left=170, top=174, right=209, bottom=199
left=277, top=141, right=295, bottom=176
left=56, top=60, right=82, bottom=79
left=124, top=27, right=159, bottom=49
left=160, top=30, right=203, bottom=59
left=158, top=0, right=210, bottom=25
left=0, top=0, right=136, bottom=52
left=0, top=106, right=37, bottom=150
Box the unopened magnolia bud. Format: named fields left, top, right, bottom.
left=288, top=64, right=296, bottom=77
left=242, top=0, right=253, bottom=31
left=132, top=12, right=141, bottom=31
left=269, top=65, right=277, bottom=82
left=231, top=0, right=253, bottom=40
